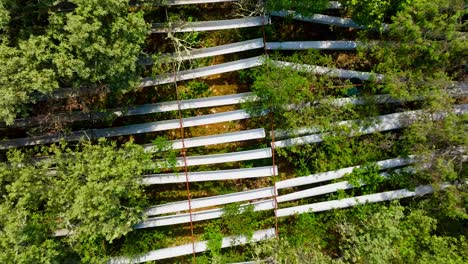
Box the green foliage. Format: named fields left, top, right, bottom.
left=278, top=132, right=396, bottom=175
left=48, top=0, right=148, bottom=90
left=266, top=0, right=329, bottom=16
left=338, top=204, right=468, bottom=263
left=244, top=52, right=361, bottom=131
left=344, top=163, right=385, bottom=194
left=250, top=204, right=468, bottom=263
left=0, top=139, right=172, bottom=262
left=245, top=58, right=312, bottom=117
left=0, top=151, right=66, bottom=263
left=359, top=0, right=466, bottom=101
left=0, top=0, right=148, bottom=124
left=199, top=203, right=265, bottom=263
left=202, top=223, right=224, bottom=259
left=343, top=0, right=410, bottom=30
left=251, top=237, right=334, bottom=264
left=399, top=113, right=467, bottom=218
left=0, top=36, right=58, bottom=123
left=285, top=213, right=326, bottom=248
left=118, top=230, right=168, bottom=257
left=221, top=203, right=260, bottom=239
left=179, top=80, right=211, bottom=100
left=47, top=140, right=153, bottom=243
left=349, top=0, right=468, bottom=225
left=0, top=1, right=9, bottom=30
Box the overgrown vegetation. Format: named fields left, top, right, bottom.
left=0, top=139, right=173, bottom=262
left=0, top=0, right=147, bottom=124
left=256, top=203, right=468, bottom=263
left=265, top=0, right=329, bottom=16
left=0, top=0, right=466, bottom=263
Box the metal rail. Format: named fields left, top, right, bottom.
left=140, top=156, right=413, bottom=225
left=144, top=128, right=265, bottom=151
left=3, top=92, right=253, bottom=129
left=108, top=228, right=275, bottom=263
left=272, top=60, right=385, bottom=82
left=141, top=38, right=264, bottom=64
left=34, top=57, right=262, bottom=101
left=275, top=157, right=414, bottom=190
left=266, top=41, right=360, bottom=50
left=135, top=199, right=275, bottom=228
left=0, top=109, right=253, bottom=149
left=139, top=56, right=263, bottom=87
left=173, top=148, right=272, bottom=167
left=274, top=104, right=468, bottom=148
left=276, top=184, right=449, bottom=217
left=145, top=187, right=275, bottom=216
left=151, top=16, right=270, bottom=33
left=141, top=166, right=277, bottom=184
left=269, top=11, right=389, bottom=30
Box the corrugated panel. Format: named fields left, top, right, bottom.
left=151, top=16, right=270, bottom=33
left=141, top=166, right=277, bottom=184
left=108, top=228, right=275, bottom=263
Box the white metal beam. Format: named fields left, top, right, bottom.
left=270, top=11, right=365, bottom=29
left=274, top=104, right=468, bottom=148
left=135, top=199, right=275, bottom=228
left=141, top=166, right=277, bottom=184
left=277, top=168, right=416, bottom=203
left=276, top=184, right=448, bottom=217
left=277, top=181, right=354, bottom=203
left=142, top=38, right=264, bottom=64
left=174, top=148, right=272, bottom=167
left=145, top=157, right=415, bottom=215
left=33, top=56, right=262, bottom=101
left=146, top=186, right=275, bottom=216
left=271, top=60, right=385, bottom=82
left=275, top=157, right=414, bottom=190
left=266, top=41, right=359, bottom=50
left=3, top=92, right=253, bottom=129
left=151, top=16, right=270, bottom=33
left=269, top=11, right=389, bottom=30
left=144, top=128, right=265, bottom=151
left=0, top=109, right=252, bottom=149
left=108, top=228, right=275, bottom=264
left=139, top=56, right=263, bottom=87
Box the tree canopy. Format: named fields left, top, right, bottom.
left=0, top=0, right=147, bottom=124
left=0, top=139, right=173, bottom=262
